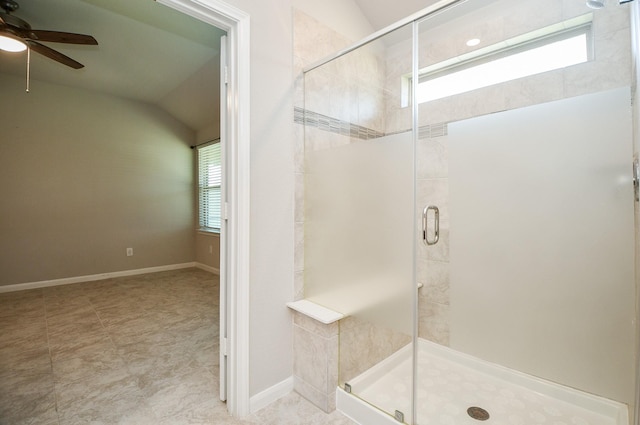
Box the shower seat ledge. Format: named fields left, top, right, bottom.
left=286, top=299, right=345, bottom=324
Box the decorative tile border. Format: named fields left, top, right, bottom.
left=294, top=106, right=448, bottom=140
left=419, top=121, right=448, bottom=138
left=294, top=107, right=385, bottom=140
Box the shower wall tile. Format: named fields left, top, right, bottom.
left=418, top=301, right=450, bottom=346
left=294, top=271, right=304, bottom=302
left=501, top=0, right=562, bottom=39
left=294, top=311, right=339, bottom=339
left=304, top=67, right=334, bottom=118
left=295, top=7, right=387, bottom=134
left=418, top=228, right=450, bottom=263
left=503, top=72, right=564, bottom=111
left=417, top=260, right=450, bottom=306
left=564, top=27, right=632, bottom=99
left=294, top=222, right=304, bottom=274
left=592, top=2, right=631, bottom=34
left=292, top=310, right=339, bottom=413
left=294, top=125, right=304, bottom=174
left=416, top=178, right=450, bottom=230
left=293, top=376, right=332, bottom=413
left=293, top=326, right=330, bottom=394
left=385, top=107, right=412, bottom=137
left=339, top=316, right=412, bottom=386
left=303, top=124, right=352, bottom=153
left=416, top=136, right=448, bottom=180
left=562, top=0, right=592, bottom=19
left=295, top=173, right=304, bottom=224
left=293, top=9, right=351, bottom=67
left=360, top=86, right=386, bottom=133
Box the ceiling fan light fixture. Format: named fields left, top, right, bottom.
left=0, top=33, right=26, bottom=52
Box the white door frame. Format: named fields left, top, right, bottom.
left=157, top=0, right=251, bottom=417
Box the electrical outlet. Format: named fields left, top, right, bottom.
left=209, top=245, right=213, bottom=254
left=126, top=247, right=133, bottom=257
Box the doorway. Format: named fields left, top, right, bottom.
left=157, top=0, right=251, bottom=417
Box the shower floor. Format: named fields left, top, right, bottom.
left=340, top=339, right=626, bottom=425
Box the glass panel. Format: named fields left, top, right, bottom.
left=448, top=87, right=635, bottom=404
left=303, top=22, right=416, bottom=423
left=415, top=1, right=635, bottom=424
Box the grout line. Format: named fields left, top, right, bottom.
left=42, top=288, right=62, bottom=425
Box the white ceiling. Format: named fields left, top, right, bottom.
left=353, top=0, right=443, bottom=30
left=0, top=0, right=225, bottom=133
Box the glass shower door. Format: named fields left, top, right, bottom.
left=415, top=1, right=636, bottom=423
left=303, top=22, right=417, bottom=423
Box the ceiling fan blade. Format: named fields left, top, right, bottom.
left=25, top=29, right=97, bottom=45
left=26, top=40, right=84, bottom=69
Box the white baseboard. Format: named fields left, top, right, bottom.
left=0, top=262, right=198, bottom=293
left=249, top=377, right=294, bottom=414
left=195, top=263, right=220, bottom=275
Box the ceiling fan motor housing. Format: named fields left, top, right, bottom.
left=0, top=0, right=19, bottom=14
left=0, top=0, right=98, bottom=69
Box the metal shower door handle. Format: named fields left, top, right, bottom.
left=422, top=205, right=439, bottom=246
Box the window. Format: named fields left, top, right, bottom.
left=198, top=142, right=222, bottom=232
left=405, top=14, right=593, bottom=105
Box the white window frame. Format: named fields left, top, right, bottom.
left=403, top=14, right=594, bottom=107
left=198, top=141, right=222, bottom=233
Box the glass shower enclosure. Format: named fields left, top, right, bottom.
left=302, top=0, right=637, bottom=424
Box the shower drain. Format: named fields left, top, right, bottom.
left=467, top=406, right=490, bottom=421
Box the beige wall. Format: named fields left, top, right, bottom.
left=0, top=73, right=196, bottom=286
left=196, top=232, right=220, bottom=271
left=222, top=0, right=296, bottom=398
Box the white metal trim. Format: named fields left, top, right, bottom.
left=302, top=0, right=466, bottom=73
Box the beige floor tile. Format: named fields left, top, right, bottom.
left=0, top=320, right=48, bottom=352
left=119, top=341, right=198, bottom=379
left=45, top=304, right=98, bottom=325
left=52, top=347, right=128, bottom=386
left=56, top=376, right=157, bottom=425
left=49, top=336, right=115, bottom=362
left=0, top=347, right=52, bottom=378
left=0, top=268, right=357, bottom=425
left=47, top=319, right=105, bottom=343
left=145, top=367, right=220, bottom=422
left=245, top=393, right=356, bottom=425
left=0, top=373, right=57, bottom=425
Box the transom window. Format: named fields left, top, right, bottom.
left=404, top=14, right=593, bottom=106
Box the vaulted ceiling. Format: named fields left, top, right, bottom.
left=0, top=0, right=225, bottom=133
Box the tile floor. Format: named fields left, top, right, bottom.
left=0, top=268, right=356, bottom=425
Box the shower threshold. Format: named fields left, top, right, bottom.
left=337, top=338, right=628, bottom=425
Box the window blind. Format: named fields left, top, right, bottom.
left=198, top=142, right=222, bottom=232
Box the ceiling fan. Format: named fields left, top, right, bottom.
left=0, top=0, right=97, bottom=69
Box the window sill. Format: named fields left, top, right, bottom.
left=197, top=229, right=220, bottom=236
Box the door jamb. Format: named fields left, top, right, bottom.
left=156, top=0, right=251, bottom=417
